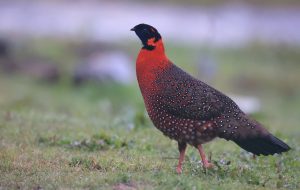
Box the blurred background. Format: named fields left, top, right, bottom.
left=1, top=0, right=300, bottom=148
left=1, top=0, right=300, bottom=134
left=0, top=0, right=300, bottom=188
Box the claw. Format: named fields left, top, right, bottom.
left=198, top=144, right=214, bottom=169
left=203, top=162, right=214, bottom=169
left=176, top=166, right=182, bottom=174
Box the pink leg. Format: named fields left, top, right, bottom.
left=197, top=144, right=214, bottom=169
left=176, top=142, right=187, bottom=174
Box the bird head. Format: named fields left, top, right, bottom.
left=131, top=23, right=162, bottom=50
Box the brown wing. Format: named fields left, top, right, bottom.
left=155, top=64, right=236, bottom=120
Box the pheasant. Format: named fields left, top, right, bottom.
left=131, top=23, right=290, bottom=174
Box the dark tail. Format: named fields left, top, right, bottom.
left=216, top=111, right=291, bottom=156
left=234, top=134, right=291, bottom=156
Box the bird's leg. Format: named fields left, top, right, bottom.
left=197, top=144, right=214, bottom=169
left=176, top=142, right=187, bottom=174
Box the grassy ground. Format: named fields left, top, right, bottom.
left=0, top=43, right=299, bottom=189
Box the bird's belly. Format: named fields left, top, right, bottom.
left=147, top=108, right=217, bottom=146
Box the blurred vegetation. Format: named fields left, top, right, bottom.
left=0, top=39, right=299, bottom=189
left=17, top=0, right=300, bottom=7
left=132, top=0, right=300, bottom=6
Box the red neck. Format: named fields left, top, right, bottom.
left=137, top=39, right=166, bottom=60
left=136, top=39, right=171, bottom=92
left=136, top=39, right=170, bottom=73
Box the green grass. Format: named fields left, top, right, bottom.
left=0, top=44, right=300, bottom=189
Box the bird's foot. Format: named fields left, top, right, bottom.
left=176, top=166, right=182, bottom=174
left=203, top=162, right=214, bottom=169
left=197, top=145, right=214, bottom=169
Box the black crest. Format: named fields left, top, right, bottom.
left=131, top=23, right=161, bottom=50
